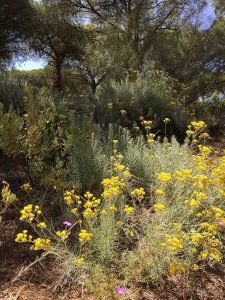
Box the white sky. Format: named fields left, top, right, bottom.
left=15, top=59, right=46, bottom=70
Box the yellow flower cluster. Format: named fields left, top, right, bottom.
left=64, top=190, right=80, bottom=206
left=113, top=162, right=125, bottom=171
left=185, top=192, right=207, bottom=208
left=154, top=203, right=165, bottom=212
left=76, top=257, right=85, bottom=265
left=147, top=133, right=156, bottom=144
left=192, top=155, right=208, bottom=171
left=83, top=192, right=101, bottom=219
left=198, top=145, right=212, bottom=156
left=37, top=222, right=47, bottom=229
left=192, top=204, right=225, bottom=261
left=1, top=182, right=17, bottom=204
left=111, top=152, right=131, bottom=177
left=123, top=227, right=134, bottom=237
left=159, top=135, right=225, bottom=265
left=120, top=109, right=127, bottom=115
left=175, top=169, right=192, bottom=181
left=143, top=120, right=152, bottom=126
left=199, top=132, right=210, bottom=139
left=20, top=204, right=41, bottom=222
left=116, top=221, right=123, bottom=227
left=155, top=189, right=165, bottom=197
left=157, top=172, right=172, bottom=183
left=101, top=176, right=125, bottom=198
left=15, top=230, right=33, bottom=243
left=15, top=231, right=51, bottom=251
left=186, top=121, right=207, bottom=143
left=190, top=121, right=206, bottom=131
left=130, top=187, right=145, bottom=200
left=124, top=205, right=135, bottom=215
left=30, top=238, right=51, bottom=251
left=211, top=155, right=225, bottom=185
left=21, top=182, right=32, bottom=191
left=163, top=118, right=170, bottom=123
left=193, top=174, right=208, bottom=190
left=109, top=205, right=118, bottom=213
left=101, top=209, right=108, bottom=215
left=140, top=119, right=156, bottom=143
left=78, top=229, right=93, bottom=243
left=161, top=235, right=183, bottom=251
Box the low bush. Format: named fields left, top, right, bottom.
left=0, top=69, right=24, bottom=113
left=93, top=71, right=192, bottom=141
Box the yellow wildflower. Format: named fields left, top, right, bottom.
left=163, top=118, right=170, bottom=123
left=30, top=238, right=51, bottom=251
left=78, top=229, right=93, bottom=243
left=112, top=139, right=119, bottom=144
left=37, top=222, right=47, bottom=229
left=154, top=203, right=165, bottom=212
left=21, top=183, right=32, bottom=191
left=130, top=187, right=145, bottom=200
left=109, top=205, right=118, bottom=213
left=15, top=230, right=33, bottom=243
left=124, top=205, right=134, bottom=215
left=157, top=172, right=172, bottom=183
left=76, top=257, right=85, bottom=265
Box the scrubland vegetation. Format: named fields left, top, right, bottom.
left=0, top=0, right=225, bottom=299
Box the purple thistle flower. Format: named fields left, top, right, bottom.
left=63, top=221, right=72, bottom=227
left=218, top=220, right=224, bottom=226
left=116, top=287, right=126, bottom=294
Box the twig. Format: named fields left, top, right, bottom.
left=11, top=251, right=50, bottom=283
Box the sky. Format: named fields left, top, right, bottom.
left=15, top=1, right=216, bottom=71
left=15, top=58, right=46, bottom=70
left=200, top=0, right=216, bottom=29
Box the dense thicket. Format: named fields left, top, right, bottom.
left=0, top=0, right=225, bottom=137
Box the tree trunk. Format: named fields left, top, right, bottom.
left=54, top=60, right=62, bottom=90
left=91, top=80, right=97, bottom=94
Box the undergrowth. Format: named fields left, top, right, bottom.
left=5, top=119, right=224, bottom=299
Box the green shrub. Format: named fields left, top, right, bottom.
left=93, top=72, right=192, bottom=140
left=0, top=69, right=24, bottom=113
left=194, top=92, right=225, bottom=141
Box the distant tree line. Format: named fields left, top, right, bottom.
left=1, top=0, right=225, bottom=102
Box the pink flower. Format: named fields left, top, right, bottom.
left=116, top=287, right=126, bottom=294
left=218, top=220, right=224, bottom=226
left=63, top=221, right=72, bottom=227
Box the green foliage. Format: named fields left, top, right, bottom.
left=27, top=1, right=88, bottom=90
left=195, top=92, right=225, bottom=140
left=68, top=119, right=109, bottom=192
left=0, top=0, right=33, bottom=62
left=94, top=72, right=192, bottom=140
left=213, top=0, right=225, bottom=15
left=0, top=103, right=23, bottom=155
left=0, top=90, right=74, bottom=187
left=0, top=70, right=24, bottom=112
